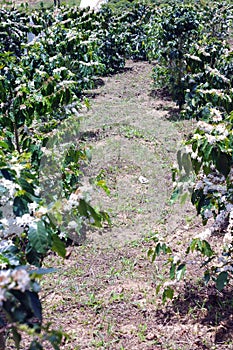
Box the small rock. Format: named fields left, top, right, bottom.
left=138, top=176, right=149, bottom=184
left=146, top=332, right=157, bottom=340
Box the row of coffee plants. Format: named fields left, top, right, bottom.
left=0, top=1, right=164, bottom=346
left=148, top=1, right=233, bottom=302
left=0, top=4, right=120, bottom=348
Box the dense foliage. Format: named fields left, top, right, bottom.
left=147, top=1, right=233, bottom=301
left=0, top=0, right=233, bottom=347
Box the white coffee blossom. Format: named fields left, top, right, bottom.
left=11, top=269, right=31, bottom=292
left=0, top=268, right=31, bottom=304
left=34, top=186, right=40, bottom=196
left=221, top=265, right=233, bottom=272
left=215, top=123, right=228, bottom=137
left=28, top=202, right=39, bottom=213
left=62, top=199, right=73, bottom=211
left=58, top=231, right=67, bottom=239
left=35, top=206, right=48, bottom=217
left=69, top=193, right=80, bottom=205
left=9, top=157, right=24, bottom=177
left=173, top=254, right=181, bottom=264
left=206, top=134, right=216, bottom=145
left=193, top=133, right=202, bottom=140
left=195, top=180, right=203, bottom=190
left=68, top=220, right=79, bottom=230
left=197, top=121, right=213, bottom=133
left=203, top=209, right=213, bottom=219
left=196, top=228, right=212, bottom=241
left=16, top=214, right=36, bottom=226
left=220, top=195, right=227, bottom=204
left=0, top=270, right=11, bottom=287
left=223, top=231, right=232, bottom=246
left=1, top=178, right=17, bottom=199
left=211, top=108, right=223, bottom=122
left=0, top=218, right=9, bottom=228
left=184, top=145, right=192, bottom=154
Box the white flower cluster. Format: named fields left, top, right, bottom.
left=195, top=227, right=212, bottom=241
left=184, top=144, right=201, bottom=162
left=8, top=156, right=25, bottom=177
left=206, top=66, right=230, bottom=84
left=211, top=108, right=223, bottom=122
left=0, top=203, right=49, bottom=239
left=0, top=268, right=31, bottom=305
left=196, top=120, right=229, bottom=145
left=215, top=252, right=233, bottom=273
left=223, top=209, right=233, bottom=247
left=1, top=178, right=18, bottom=205
left=62, top=184, right=93, bottom=212
left=195, top=172, right=227, bottom=196
left=0, top=212, right=40, bottom=239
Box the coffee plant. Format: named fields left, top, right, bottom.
left=148, top=1, right=233, bottom=301
left=147, top=1, right=233, bottom=109
left=0, top=5, right=114, bottom=348
left=147, top=1, right=204, bottom=108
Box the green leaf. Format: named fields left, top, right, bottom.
left=46, top=330, right=63, bottom=350
left=204, top=270, right=210, bottom=285
left=13, top=196, right=29, bottom=216
left=27, top=291, right=42, bottom=323
left=147, top=248, right=153, bottom=259
left=170, top=188, right=180, bottom=204
left=9, top=289, right=42, bottom=323
left=182, top=152, right=192, bottom=176
left=52, top=234, right=66, bottom=258
left=155, top=284, right=161, bottom=295
left=18, top=178, right=35, bottom=195
left=0, top=140, right=9, bottom=149
left=170, top=263, right=176, bottom=280
left=202, top=240, right=214, bottom=257
left=162, top=287, right=174, bottom=303
left=78, top=199, right=102, bottom=228
left=177, top=150, right=182, bottom=171
left=180, top=192, right=189, bottom=205
left=216, top=271, right=228, bottom=291
left=176, top=263, right=186, bottom=281
left=28, top=221, right=51, bottom=254
left=95, top=179, right=110, bottom=195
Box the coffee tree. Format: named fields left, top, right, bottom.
left=147, top=2, right=203, bottom=109
left=0, top=6, right=111, bottom=348
left=148, top=1, right=233, bottom=301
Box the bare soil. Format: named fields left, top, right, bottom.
left=8, top=61, right=233, bottom=349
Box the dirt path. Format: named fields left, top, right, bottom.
left=79, top=60, right=198, bottom=247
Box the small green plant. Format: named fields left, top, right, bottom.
left=137, top=323, right=147, bottom=341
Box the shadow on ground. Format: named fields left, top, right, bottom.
left=155, top=282, right=233, bottom=345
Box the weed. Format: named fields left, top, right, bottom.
left=137, top=323, right=147, bottom=341
left=109, top=291, right=125, bottom=303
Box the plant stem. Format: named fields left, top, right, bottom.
left=13, top=122, right=21, bottom=154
